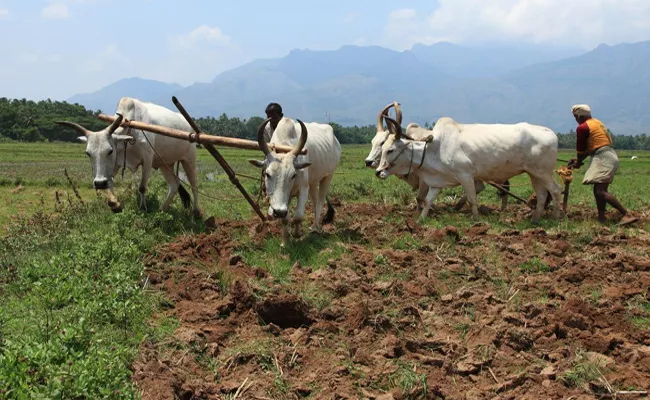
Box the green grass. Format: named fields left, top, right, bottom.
left=519, top=257, right=551, bottom=274
left=1, top=143, right=649, bottom=229
left=627, top=296, right=650, bottom=329
left=0, top=191, right=203, bottom=398
left=388, top=360, right=428, bottom=396
left=560, top=349, right=609, bottom=389
left=238, top=234, right=347, bottom=283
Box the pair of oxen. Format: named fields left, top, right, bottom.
left=366, top=101, right=561, bottom=222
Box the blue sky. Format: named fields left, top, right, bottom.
left=1, top=0, right=649, bottom=101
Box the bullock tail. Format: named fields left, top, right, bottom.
left=322, top=197, right=335, bottom=225
left=497, top=180, right=511, bottom=198
left=178, top=184, right=192, bottom=209
left=174, top=162, right=192, bottom=209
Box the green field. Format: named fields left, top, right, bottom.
left=1, top=142, right=649, bottom=398
left=2, top=142, right=649, bottom=228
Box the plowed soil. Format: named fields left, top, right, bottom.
left=133, top=203, right=650, bottom=400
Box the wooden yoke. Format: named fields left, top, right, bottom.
left=96, top=114, right=307, bottom=155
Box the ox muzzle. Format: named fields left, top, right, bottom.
left=93, top=178, right=110, bottom=190
left=365, top=159, right=378, bottom=168
left=271, top=207, right=288, bottom=219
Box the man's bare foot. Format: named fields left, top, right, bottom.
left=616, top=214, right=639, bottom=226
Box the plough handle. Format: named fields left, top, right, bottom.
left=172, top=96, right=267, bottom=222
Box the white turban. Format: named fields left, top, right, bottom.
left=571, top=104, right=592, bottom=117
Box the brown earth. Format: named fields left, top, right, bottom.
left=132, top=202, right=650, bottom=400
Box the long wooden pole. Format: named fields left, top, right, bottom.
left=170, top=97, right=267, bottom=223
left=97, top=114, right=306, bottom=155
left=562, top=181, right=571, bottom=214
left=486, top=180, right=534, bottom=209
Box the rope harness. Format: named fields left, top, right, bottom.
left=399, top=136, right=432, bottom=180
left=555, top=165, right=574, bottom=185
left=120, top=125, right=136, bottom=180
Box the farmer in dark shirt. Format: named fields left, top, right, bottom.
left=263, top=103, right=284, bottom=141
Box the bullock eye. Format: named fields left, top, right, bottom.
left=107, top=149, right=113, bottom=156
left=85, top=151, right=91, bottom=157
left=265, top=172, right=272, bottom=179
left=387, top=149, right=394, bottom=154
left=290, top=173, right=297, bottom=180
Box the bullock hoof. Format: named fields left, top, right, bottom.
left=193, top=208, right=203, bottom=219
left=479, top=205, right=492, bottom=215
left=204, top=216, right=218, bottom=231
left=250, top=222, right=268, bottom=237
left=109, top=202, right=123, bottom=213
left=309, top=225, right=323, bottom=235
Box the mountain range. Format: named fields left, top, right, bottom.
left=67, top=41, right=650, bottom=135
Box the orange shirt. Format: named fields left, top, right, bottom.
left=576, top=118, right=612, bottom=155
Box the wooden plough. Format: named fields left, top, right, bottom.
left=484, top=163, right=574, bottom=213
left=97, top=96, right=303, bottom=222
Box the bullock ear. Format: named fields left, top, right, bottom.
left=248, top=159, right=266, bottom=168
left=77, top=136, right=87, bottom=143
left=294, top=161, right=312, bottom=170
left=112, top=134, right=133, bottom=142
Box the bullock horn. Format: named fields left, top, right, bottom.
left=256, top=118, right=271, bottom=156
left=394, top=102, right=403, bottom=125
left=107, top=113, right=124, bottom=134
left=55, top=121, right=91, bottom=136
left=376, top=102, right=396, bottom=131
left=291, top=119, right=308, bottom=156
left=384, top=116, right=403, bottom=140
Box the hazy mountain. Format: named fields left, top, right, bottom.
left=67, top=41, right=650, bottom=135
left=153, top=45, right=454, bottom=122
left=502, top=41, right=650, bottom=133
left=410, top=42, right=586, bottom=78
left=68, top=77, right=184, bottom=113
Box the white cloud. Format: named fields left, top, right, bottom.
left=148, top=25, right=242, bottom=86
left=390, top=9, right=417, bottom=20
left=81, top=44, right=132, bottom=73
left=42, top=3, right=70, bottom=19
left=382, top=8, right=438, bottom=51
left=382, top=0, right=650, bottom=50
left=14, top=52, right=62, bottom=65
left=172, top=25, right=231, bottom=49
left=0, top=8, right=8, bottom=17
left=342, top=12, right=358, bottom=24
left=352, top=37, right=368, bottom=46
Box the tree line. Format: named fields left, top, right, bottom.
left=1, top=98, right=650, bottom=150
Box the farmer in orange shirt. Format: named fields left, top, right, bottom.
left=568, top=104, right=637, bottom=225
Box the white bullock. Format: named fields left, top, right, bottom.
left=365, top=102, right=510, bottom=214
left=376, top=116, right=562, bottom=223
left=249, top=117, right=341, bottom=246
left=56, top=97, right=201, bottom=217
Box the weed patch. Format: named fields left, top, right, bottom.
left=0, top=199, right=197, bottom=398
